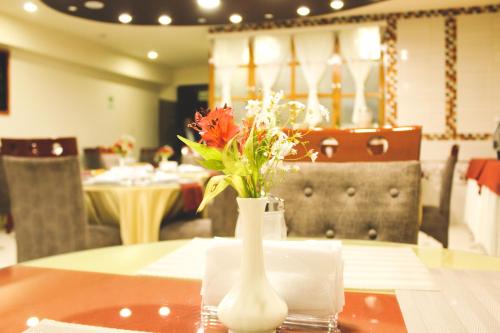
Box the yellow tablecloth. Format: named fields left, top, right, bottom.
left=84, top=184, right=183, bottom=245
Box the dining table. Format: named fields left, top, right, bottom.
left=83, top=166, right=210, bottom=245
left=2, top=239, right=500, bottom=333
left=463, top=158, right=500, bottom=256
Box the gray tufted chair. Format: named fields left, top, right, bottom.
left=271, top=162, right=421, bottom=244
left=3, top=156, right=122, bottom=262
left=211, top=161, right=421, bottom=244
left=420, top=145, right=459, bottom=248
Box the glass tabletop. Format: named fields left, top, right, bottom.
left=22, top=239, right=500, bottom=276
left=6, top=239, right=500, bottom=332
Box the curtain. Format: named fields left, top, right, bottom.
left=295, top=32, right=333, bottom=127
left=347, top=60, right=372, bottom=126
left=253, top=35, right=290, bottom=104
left=213, top=37, right=249, bottom=106
left=340, top=27, right=381, bottom=126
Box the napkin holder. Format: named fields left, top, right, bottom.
left=200, top=239, right=345, bottom=330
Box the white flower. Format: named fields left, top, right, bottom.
left=310, top=151, right=319, bottom=163
left=245, top=99, right=261, bottom=117
left=271, top=139, right=295, bottom=160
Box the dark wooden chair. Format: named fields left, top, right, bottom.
left=420, top=145, right=459, bottom=248
left=0, top=144, right=13, bottom=233
left=139, top=147, right=159, bottom=167
left=288, top=126, right=422, bottom=162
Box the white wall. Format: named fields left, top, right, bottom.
left=161, top=65, right=209, bottom=101
left=0, top=50, right=160, bottom=155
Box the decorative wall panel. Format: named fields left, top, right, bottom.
left=209, top=4, right=500, bottom=141
left=397, top=17, right=446, bottom=135
left=456, top=12, right=500, bottom=136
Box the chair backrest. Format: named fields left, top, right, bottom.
left=83, top=148, right=103, bottom=169
left=139, top=148, right=158, bottom=166
left=0, top=150, right=10, bottom=215
left=288, top=126, right=422, bottom=162
left=83, top=147, right=121, bottom=169
left=270, top=161, right=421, bottom=244
left=3, top=156, right=87, bottom=261
left=1, top=137, right=78, bottom=157
left=439, top=145, right=459, bottom=218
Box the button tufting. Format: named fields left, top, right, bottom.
left=368, top=228, right=378, bottom=240
left=325, top=229, right=335, bottom=239
left=347, top=187, right=356, bottom=197
left=304, top=186, right=313, bottom=197
left=390, top=188, right=399, bottom=198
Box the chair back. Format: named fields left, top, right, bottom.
left=139, top=148, right=158, bottom=166
left=1, top=137, right=78, bottom=157
left=3, top=156, right=87, bottom=261
left=270, top=161, right=421, bottom=244
left=0, top=147, right=10, bottom=215
left=288, top=126, right=421, bottom=162
left=83, top=147, right=121, bottom=169
left=439, top=145, right=459, bottom=218
left=83, top=148, right=103, bottom=169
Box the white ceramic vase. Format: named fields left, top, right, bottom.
left=217, top=197, right=288, bottom=333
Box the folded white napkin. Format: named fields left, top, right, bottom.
left=178, top=164, right=204, bottom=173
left=23, top=319, right=151, bottom=333
left=151, top=171, right=180, bottom=184
left=201, top=238, right=344, bottom=316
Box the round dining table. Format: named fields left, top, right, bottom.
left=83, top=170, right=210, bottom=245
left=2, top=240, right=500, bottom=333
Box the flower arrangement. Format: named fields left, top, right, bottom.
left=155, top=145, right=174, bottom=162
left=178, top=92, right=320, bottom=210
left=112, top=134, right=136, bottom=157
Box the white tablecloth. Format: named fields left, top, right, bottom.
left=464, top=179, right=500, bottom=256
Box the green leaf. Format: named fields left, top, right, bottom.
left=222, top=137, right=249, bottom=177
left=177, top=135, right=222, bottom=161
left=198, top=175, right=229, bottom=212
left=225, top=175, right=251, bottom=198
left=198, top=159, right=225, bottom=171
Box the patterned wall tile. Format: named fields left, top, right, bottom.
left=209, top=4, right=500, bottom=141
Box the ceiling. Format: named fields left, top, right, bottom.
left=41, top=0, right=386, bottom=26
left=0, top=0, right=498, bottom=68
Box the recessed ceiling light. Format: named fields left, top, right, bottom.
left=330, top=0, right=344, bottom=10
left=264, top=13, right=274, bottom=19
left=84, top=1, right=105, bottom=10
left=158, top=15, right=172, bottom=25
left=197, top=0, right=220, bottom=10
left=198, top=17, right=207, bottom=24
left=118, top=13, right=133, bottom=24
left=68, top=5, right=78, bottom=12
left=147, top=51, right=159, bottom=60
left=23, top=2, right=38, bottom=13
left=297, top=6, right=310, bottom=16
left=229, top=14, right=242, bottom=24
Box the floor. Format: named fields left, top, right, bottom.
left=0, top=223, right=486, bottom=270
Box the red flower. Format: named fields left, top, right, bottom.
left=192, top=106, right=240, bottom=149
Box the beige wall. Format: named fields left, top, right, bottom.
left=0, top=50, right=160, bottom=155
left=161, top=65, right=210, bottom=101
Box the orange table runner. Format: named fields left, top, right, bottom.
left=0, top=266, right=407, bottom=333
